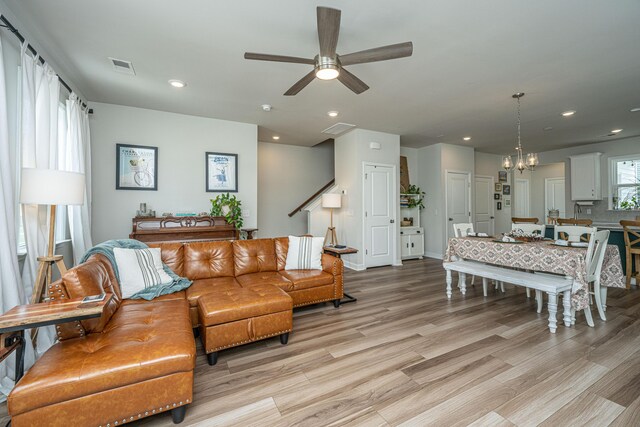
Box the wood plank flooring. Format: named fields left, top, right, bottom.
left=2, top=258, right=639, bottom=426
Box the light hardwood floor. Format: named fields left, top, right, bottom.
left=2, top=258, right=639, bottom=426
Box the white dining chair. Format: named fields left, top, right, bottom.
left=452, top=223, right=505, bottom=294
left=555, top=225, right=597, bottom=242
left=511, top=223, right=546, bottom=235
left=584, top=229, right=611, bottom=322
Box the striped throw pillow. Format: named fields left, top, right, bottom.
left=284, top=236, right=324, bottom=270
left=113, top=248, right=173, bottom=298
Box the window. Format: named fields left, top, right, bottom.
left=610, top=155, right=640, bottom=210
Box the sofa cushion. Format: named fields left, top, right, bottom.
left=274, top=237, right=289, bottom=271
left=279, top=270, right=334, bottom=290
left=148, top=242, right=185, bottom=276
left=60, top=261, right=120, bottom=335
left=7, top=299, right=195, bottom=417
left=121, top=290, right=186, bottom=305
left=284, top=236, right=324, bottom=270
left=237, top=271, right=293, bottom=292
left=185, top=277, right=242, bottom=307
left=184, top=241, right=234, bottom=279
left=233, top=239, right=277, bottom=276
left=198, top=284, right=292, bottom=326
left=113, top=247, right=174, bottom=298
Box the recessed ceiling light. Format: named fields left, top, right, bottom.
left=561, top=110, right=576, bottom=117
left=543, top=126, right=553, bottom=131
left=327, top=111, right=339, bottom=117
left=463, top=136, right=471, bottom=141
left=272, top=136, right=280, bottom=140
left=436, top=134, right=445, bottom=138
left=262, top=104, right=272, bottom=112
left=611, top=129, right=623, bottom=133
left=630, top=107, right=640, bottom=112
left=168, top=79, right=186, bottom=88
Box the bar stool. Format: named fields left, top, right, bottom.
left=620, top=220, right=640, bottom=289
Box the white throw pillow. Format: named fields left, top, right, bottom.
left=285, top=236, right=324, bottom=270
left=113, top=247, right=173, bottom=298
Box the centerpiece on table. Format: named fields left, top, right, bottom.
left=507, top=228, right=546, bottom=242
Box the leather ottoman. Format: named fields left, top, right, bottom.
left=197, top=283, right=293, bottom=365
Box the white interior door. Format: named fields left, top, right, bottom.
left=474, top=176, right=495, bottom=235
left=446, top=171, right=471, bottom=239
left=514, top=178, right=530, bottom=218
left=364, top=164, right=395, bottom=268
left=545, top=178, right=566, bottom=223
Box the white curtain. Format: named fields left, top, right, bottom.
left=0, top=36, right=35, bottom=401
left=64, top=94, right=92, bottom=264
left=19, top=43, right=59, bottom=353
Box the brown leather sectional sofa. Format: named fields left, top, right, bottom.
left=7, top=237, right=344, bottom=426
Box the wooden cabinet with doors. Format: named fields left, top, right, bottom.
left=570, top=152, right=602, bottom=200
left=400, top=193, right=424, bottom=260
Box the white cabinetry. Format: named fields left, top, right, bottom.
left=570, top=153, right=602, bottom=201
left=400, top=194, right=424, bottom=260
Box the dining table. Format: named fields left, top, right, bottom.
left=443, top=236, right=626, bottom=311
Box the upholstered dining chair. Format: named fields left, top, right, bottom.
left=511, top=223, right=546, bottom=235
left=620, top=220, right=640, bottom=289
left=512, top=217, right=539, bottom=224
left=555, top=225, right=597, bottom=242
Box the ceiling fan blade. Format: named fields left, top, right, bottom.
left=284, top=70, right=317, bottom=96
left=244, top=52, right=315, bottom=65
left=339, top=42, right=413, bottom=66
left=317, top=7, right=341, bottom=57
left=337, top=68, right=369, bottom=94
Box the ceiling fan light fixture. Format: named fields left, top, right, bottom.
left=315, top=56, right=340, bottom=80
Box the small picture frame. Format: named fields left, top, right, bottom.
left=494, top=183, right=502, bottom=192
left=116, top=143, right=158, bottom=190
left=498, top=171, right=507, bottom=182
left=497, top=201, right=502, bottom=210
left=505, top=199, right=511, bottom=207
left=494, top=193, right=501, bottom=200
left=206, top=152, right=238, bottom=192
left=503, top=184, right=511, bottom=195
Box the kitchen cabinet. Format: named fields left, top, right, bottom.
left=570, top=153, right=602, bottom=200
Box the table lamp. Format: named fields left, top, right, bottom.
left=322, top=193, right=341, bottom=247
left=20, top=168, right=85, bottom=306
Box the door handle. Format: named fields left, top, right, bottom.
left=490, top=216, right=495, bottom=219
left=411, top=243, right=414, bottom=248
left=448, top=218, right=453, bottom=221
left=390, top=219, right=395, bottom=223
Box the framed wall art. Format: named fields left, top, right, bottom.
left=498, top=171, right=507, bottom=182
left=503, top=184, right=511, bottom=195
left=494, top=193, right=501, bottom=200
left=505, top=199, right=511, bottom=207
left=497, top=201, right=502, bottom=210
left=495, top=183, right=502, bottom=192
left=206, top=152, right=238, bottom=192
left=116, top=143, right=158, bottom=190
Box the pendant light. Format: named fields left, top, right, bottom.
left=503, top=93, right=539, bottom=173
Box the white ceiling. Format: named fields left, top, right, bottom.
left=6, top=0, right=640, bottom=152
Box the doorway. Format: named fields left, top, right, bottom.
left=545, top=178, right=566, bottom=223
left=514, top=178, right=530, bottom=218
left=446, top=171, right=471, bottom=240
left=474, top=175, right=495, bottom=235
left=363, top=163, right=396, bottom=268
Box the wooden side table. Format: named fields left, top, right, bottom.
left=0, top=294, right=114, bottom=383
left=323, top=246, right=358, bottom=304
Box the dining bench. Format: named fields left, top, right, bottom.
left=443, top=260, right=574, bottom=333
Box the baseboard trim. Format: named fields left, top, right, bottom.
left=424, top=251, right=443, bottom=260
left=343, top=260, right=366, bottom=271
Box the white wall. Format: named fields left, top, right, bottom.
left=418, top=145, right=442, bottom=258
left=400, top=146, right=418, bottom=187
left=90, top=102, right=257, bottom=243
left=474, top=152, right=512, bottom=235
left=530, top=162, right=565, bottom=223
left=334, top=129, right=401, bottom=269
left=257, top=140, right=334, bottom=238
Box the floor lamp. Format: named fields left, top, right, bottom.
left=322, top=193, right=341, bottom=247
left=20, top=168, right=85, bottom=308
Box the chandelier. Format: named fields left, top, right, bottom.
left=503, top=92, right=539, bottom=173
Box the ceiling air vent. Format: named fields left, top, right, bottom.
left=321, top=122, right=356, bottom=136
left=108, top=57, right=136, bottom=75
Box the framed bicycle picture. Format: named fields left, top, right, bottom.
left=206, top=152, right=238, bottom=192
left=116, top=143, right=158, bottom=190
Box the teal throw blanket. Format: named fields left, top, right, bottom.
left=81, top=239, right=192, bottom=300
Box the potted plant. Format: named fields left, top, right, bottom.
left=405, top=184, right=425, bottom=209
left=210, top=193, right=243, bottom=229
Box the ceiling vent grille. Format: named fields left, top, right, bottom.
left=321, top=122, right=356, bottom=136
left=108, top=57, right=136, bottom=75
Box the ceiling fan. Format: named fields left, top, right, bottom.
left=244, top=6, right=413, bottom=96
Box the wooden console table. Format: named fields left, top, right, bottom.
left=0, top=294, right=114, bottom=383
left=130, top=215, right=239, bottom=243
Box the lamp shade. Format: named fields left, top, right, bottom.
left=322, top=193, right=341, bottom=209
left=20, top=168, right=85, bottom=206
